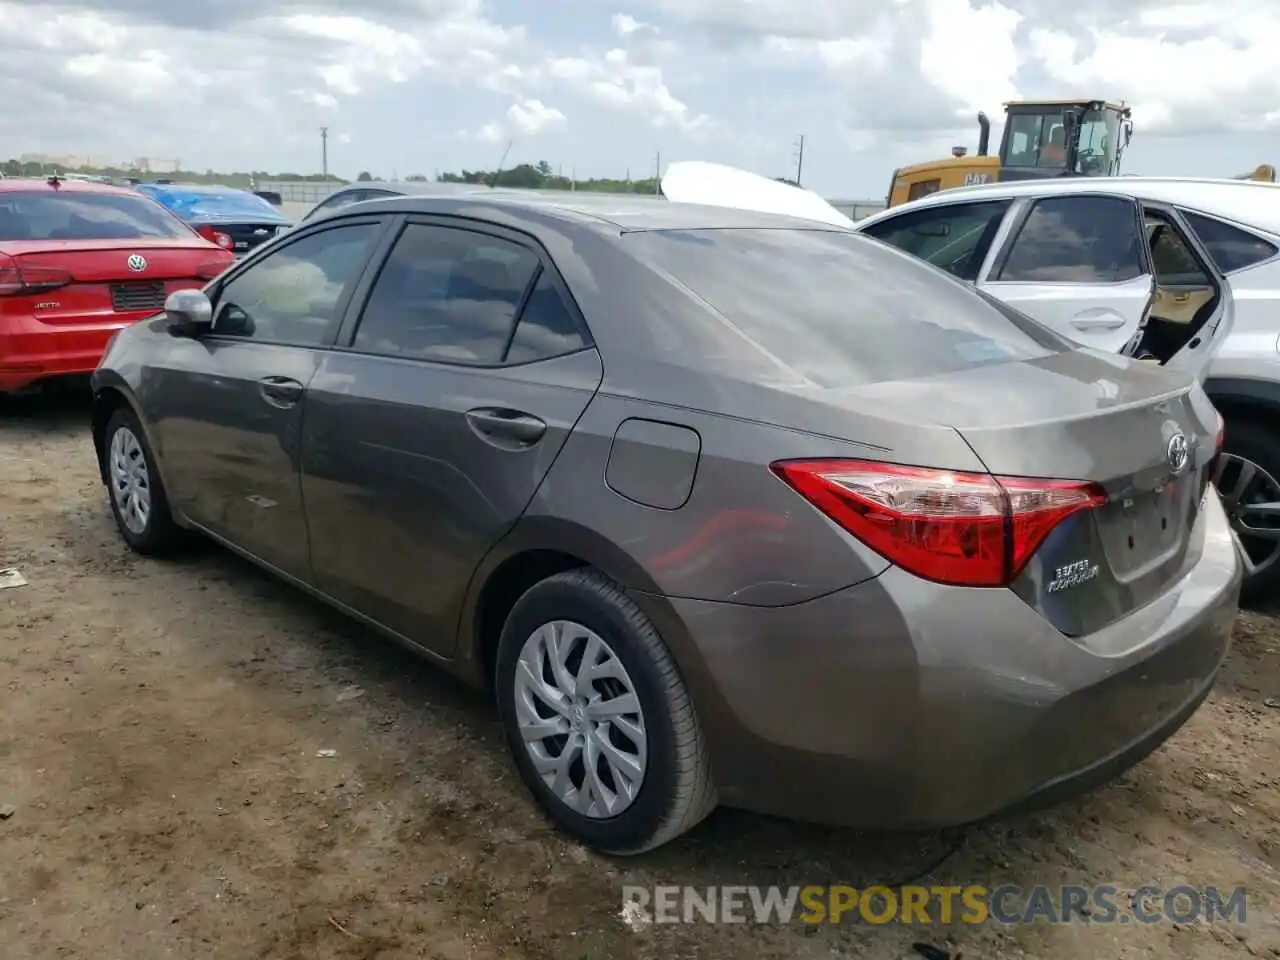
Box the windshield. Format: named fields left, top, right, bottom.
left=1003, top=107, right=1120, bottom=175
left=0, top=191, right=193, bottom=241
left=623, top=228, right=1069, bottom=389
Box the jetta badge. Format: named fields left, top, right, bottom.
left=1167, top=432, right=1189, bottom=475
left=126, top=254, right=147, bottom=272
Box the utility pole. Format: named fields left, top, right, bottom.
left=654, top=151, right=661, bottom=193
left=792, top=134, right=805, bottom=186
left=320, top=127, right=329, bottom=179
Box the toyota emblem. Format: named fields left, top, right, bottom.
left=1167, top=432, right=1189, bottom=475
left=127, top=254, right=148, bottom=272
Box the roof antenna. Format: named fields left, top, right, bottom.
left=47, top=170, right=63, bottom=189
left=489, top=140, right=513, bottom=188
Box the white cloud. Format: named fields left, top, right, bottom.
left=548, top=48, right=708, bottom=133
left=4, top=0, right=1280, bottom=193
left=476, top=97, right=567, bottom=142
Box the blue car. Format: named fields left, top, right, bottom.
left=135, top=183, right=291, bottom=257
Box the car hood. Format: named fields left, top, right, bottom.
left=659, top=161, right=857, bottom=228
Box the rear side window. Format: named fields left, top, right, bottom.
left=352, top=223, right=541, bottom=364
left=1182, top=211, right=1278, bottom=273
left=0, top=190, right=191, bottom=241
left=505, top=272, right=588, bottom=363
left=907, top=179, right=941, bottom=201
left=995, top=195, right=1144, bottom=283
left=861, top=200, right=1011, bottom=282
left=623, top=228, right=1070, bottom=389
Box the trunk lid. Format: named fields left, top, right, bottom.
left=836, top=348, right=1219, bottom=633
left=0, top=240, right=232, bottom=324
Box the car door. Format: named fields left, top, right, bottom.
left=977, top=193, right=1155, bottom=354
left=299, top=217, right=604, bottom=656
left=858, top=199, right=1015, bottom=283
left=144, top=216, right=389, bottom=580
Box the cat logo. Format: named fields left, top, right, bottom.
left=963, top=172, right=993, bottom=186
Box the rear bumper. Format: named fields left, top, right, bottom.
left=635, top=491, right=1241, bottom=830
left=0, top=319, right=128, bottom=393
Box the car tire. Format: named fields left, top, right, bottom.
left=495, top=568, right=717, bottom=854
left=102, top=407, right=182, bottom=555
left=1217, top=417, right=1280, bottom=606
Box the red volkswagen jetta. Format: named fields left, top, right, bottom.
left=0, top=175, right=234, bottom=394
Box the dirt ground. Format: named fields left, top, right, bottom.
left=2, top=389, right=1280, bottom=960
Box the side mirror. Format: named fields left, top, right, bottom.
left=165, top=289, right=214, bottom=337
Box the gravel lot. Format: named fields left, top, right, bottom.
left=2, top=388, right=1279, bottom=959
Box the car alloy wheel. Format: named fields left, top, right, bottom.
left=1214, top=452, right=1280, bottom=579
left=109, top=424, right=152, bottom=535
left=512, top=619, right=648, bottom=818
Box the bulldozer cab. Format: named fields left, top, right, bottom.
left=1000, top=99, right=1132, bottom=180
left=885, top=98, right=1134, bottom=208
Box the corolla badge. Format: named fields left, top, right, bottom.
left=126, top=254, right=147, bottom=272
left=1046, top=559, right=1098, bottom=593
left=1167, top=432, right=1189, bottom=475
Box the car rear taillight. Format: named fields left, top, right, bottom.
left=1214, top=411, right=1225, bottom=455
left=771, top=459, right=1107, bottom=587
left=0, top=253, right=72, bottom=297
left=196, top=225, right=233, bottom=250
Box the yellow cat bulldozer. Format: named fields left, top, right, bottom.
left=886, top=100, right=1280, bottom=208
left=1236, top=164, right=1277, bottom=182
left=885, top=98, right=1133, bottom=207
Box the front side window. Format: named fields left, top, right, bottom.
left=0, top=190, right=193, bottom=241
left=861, top=200, right=1011, bottom=282
left=996, top=195, right=1144, bottom=283
left=212, top=222, right=380, bottom=344
left=351, top=223, right=540, bottom=363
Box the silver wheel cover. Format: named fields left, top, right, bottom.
left=513, top=620, right=648, bottom=819
left=108, top=426, right=152, bottom=535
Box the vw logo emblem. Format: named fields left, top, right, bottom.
left=126, top=254, right=147, bottom=272
left=1167, top=432, right=1189, bottom=475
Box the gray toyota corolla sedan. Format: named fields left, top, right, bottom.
left=89, top=192, right=1242, bottom=854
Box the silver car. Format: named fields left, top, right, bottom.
left=91, top=193, right=1241, bottom=854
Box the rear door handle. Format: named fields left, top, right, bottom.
left=465, top=408, right=546, bottom=446
left=258, top=376, right=303, bottom=408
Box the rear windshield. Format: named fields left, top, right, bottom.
left=0, top=191, right=192, bottom=241
left=623, top=228, right=1071, bottom=387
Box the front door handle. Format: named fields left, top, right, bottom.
left=465, top=407, right=546, bottom=446
left=258, top=376, right=303, bottom=408
left=1070, top=315, right=1126, bottom=330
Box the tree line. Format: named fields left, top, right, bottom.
left=5, top=156, right=802, bottom=192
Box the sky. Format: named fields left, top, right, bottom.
left=4, top=0, right=1280, bottom=196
